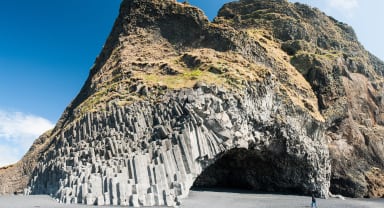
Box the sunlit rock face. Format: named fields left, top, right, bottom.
left=28, top=81, right=330, bottom=206
left=1, top=0, right=384, bottom=206
left=216, top=0, right=384, bottom=198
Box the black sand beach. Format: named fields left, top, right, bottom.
left=1, top=190, right=383, bottom=208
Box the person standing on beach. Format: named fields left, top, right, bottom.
left=311, top=194, right=318, bottom=208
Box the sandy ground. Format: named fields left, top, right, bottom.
left=183, top=190, right=384, bottom=208
left=0, top=190, right=383, bottom=208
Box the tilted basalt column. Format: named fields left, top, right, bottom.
left=28, top=80, right=330, bottom=206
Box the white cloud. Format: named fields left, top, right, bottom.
left=327, top=0, right=359, bottom=17
left=0, top=144, right=20, bottom=167
left=0, top=110, right=54, bottom=167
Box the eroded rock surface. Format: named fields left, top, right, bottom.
left=0, top=131, right=51, bottom=195
left=217, top=0, right=384, bottom=198
left=28, top=81, right=329, bottom=206
left=1, top=0, right=383, bottom=206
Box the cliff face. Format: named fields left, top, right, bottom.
left=217, top=0, right=384, bottom=197
left=0, top=0, right=383, bottom=206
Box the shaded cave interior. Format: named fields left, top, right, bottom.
left=191, top=148, right=309, bottom=195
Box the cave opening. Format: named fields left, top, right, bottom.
left=191, top=148, right=306, bottom=195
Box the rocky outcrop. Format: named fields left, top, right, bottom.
left=27, top=80, right=329, bottom=206
left=216, top=0, right=384, bottom=198
left=0, top=131, right=51, bottom=195
left=1, top=0, right=383, bottom=206
left=26, top=0, right=330, bottom=205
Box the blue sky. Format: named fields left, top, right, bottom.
left=0, top=0, right=383, bottom=166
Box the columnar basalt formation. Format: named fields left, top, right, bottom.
left=0, top=0, right=383, bottom=206
left=216, top=0, right=384, bottom=197
left=26, top=81, right=330, bottom=206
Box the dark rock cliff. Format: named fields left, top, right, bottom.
left=217, top=0, right=384, bottom=198
left=0, top=0, right=383, bottom=206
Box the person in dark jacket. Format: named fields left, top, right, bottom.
left=311, top=194, right=318, bottom=208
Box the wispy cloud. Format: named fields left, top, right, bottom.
left=0, top=110, right=54, bottom=167
left=327, top=0, right=359, bottom=17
